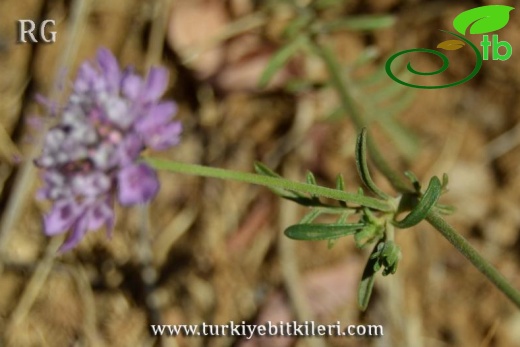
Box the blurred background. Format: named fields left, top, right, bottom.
left=1, top=0, right=520, bottom=346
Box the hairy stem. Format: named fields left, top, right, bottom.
left=426, top=211, right=520, bottom=308
left=145, top=158, right=393, bottom=211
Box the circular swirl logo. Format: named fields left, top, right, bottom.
left=385, top=31, right=482, bottom=89
left=385, top=5, right=514, bottom=89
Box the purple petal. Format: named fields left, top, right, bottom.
left=74, top=62, right=98, bottom=93
left=117, top=164, right=159, bottom=205
left=134, top=102, right=181, bottom=150
left=117, top=133, right=143, bottom=165
left=145, top=121, right=182, bottom=150
left=58, top=214, right=89, bottom=252
left=44, top=199, right=81, bottom=236
left=122, top=73, right=143, bottom=99
left=87, top=200, right=114, bottom=231
left=143, top=67, right=169, bottom=102
left=134, top=102, right=176, bottom=133
left=96, top=48, right=121, bottom=92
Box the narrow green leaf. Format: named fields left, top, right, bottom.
left=254, top=161, right=281, bottom=178
left=313, top=0, right=344, bottom=10
left=404, top=171, right=421, bottom=191
left=335, top=174, right=346, bottom=191
left=300, top=209, right=322, bottom=224
left=306, top=171, right=320, bottom=200
left=284, top=223, right=364, bottom=241
left=315, top=206, right=355, bottom=215
left=327, top=220, right=352, bottom=247
left=393, top=176, right=442, bottom=228
left=441, top=173, right=449, bottom=192
left=331, top=215, right=357, bottom=248
left=283, top=13, right=313, bottom=39
left=453, top=5, right=514, bottom=35
left=258, top=35, right=305, bottom=88
left=434, top=204, right=456, bottom=215
left=306, top=171, right=317, bottom=185
left=337, top=212, right=350, bottom=225
left=358, top=242, right=382, bottom=311
left=336, top=174, right=347, bottom=207
left=319, top=15, right=396, bottom=33
left=355, top=128, right=390, bottom=199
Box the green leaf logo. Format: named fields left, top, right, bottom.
left=453, top=5, right=514, bottom=35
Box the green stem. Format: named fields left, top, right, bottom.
left=311, top=40, right=414, bottom=194
left=145, top=158, right=393, bottom=212
left=426, top=211, right=520, bottom=308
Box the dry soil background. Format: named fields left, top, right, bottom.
left=1, top=0, right=520, bottom=347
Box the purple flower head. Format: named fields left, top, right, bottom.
left=35, top=48, right=182, bottom=251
